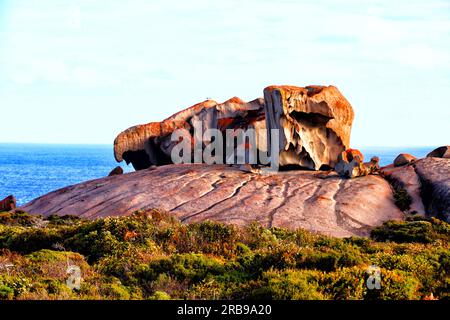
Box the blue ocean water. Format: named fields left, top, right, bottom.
left=0, top=143, right=436, bottom=206
left=0, top=144, right=133, bottom=206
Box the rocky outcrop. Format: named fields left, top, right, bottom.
left=382, top=164, right=426, bottom=215
left=335, top=149, right=379, bottom=178
left=114, top=85, right=354, bottom=171
left=114, top=98, right=266, bottom=170
left=427, top=146, right=450, bottom=159
left=0, top=195, right=16, bottom=212
left=382, top=157, right=450, bottom=220
left=394, top=154, right=417, bottom=167
left=108, top=166, right=124, bottom=176
left=20, top=164, right=403, bottom=238
left=264, top=85, right=354, bottom=170
left=414, top=157, right=450, bottom=221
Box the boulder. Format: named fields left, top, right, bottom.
left=108, top=166, right=124, bottom=176
left=394, top=153, right=417, bottom=167
left=334, top=149, right=379, bottom=178
left=20, top=164, right=403, bottom=238
left=0, top=195, right=16, bottom=212
left=427, top=146, right=450, bottom=159
left=264, top=85, right=354, bottom=170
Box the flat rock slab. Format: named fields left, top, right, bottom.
left=20, top=164, right=404, bottom=238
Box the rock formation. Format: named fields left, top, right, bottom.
left=114, top=98, right=266, bottom=170
left=414, top=157, right=450, bottom=221
left=114, top=85, right=354, bottom=171
left=335, top=149, right=379, bottom=178
left=0, top=195, right=16, bottom=212
left=108, top=166, right=124, bottom=176
left=427, top=146, right=450, bottom=159
left=394, top=154, right=417, bottom=167
left=20, top=164, right=402, bottom=238
left=382, top=157, right=450, bottom=221
left=264, top=85, right=354, bottom=170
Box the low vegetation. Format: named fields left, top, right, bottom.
left=0, top=210, right=448, bottom=300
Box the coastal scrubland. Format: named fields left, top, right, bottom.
left=0, top=210, right=448, bottom=300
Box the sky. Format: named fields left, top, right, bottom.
left=0, top=0, right=449, bottom=147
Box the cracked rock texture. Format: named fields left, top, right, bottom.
left=414, top=158, right=450, bottom=221
left=20, top=164, right=402, bottom=238
left=382, top=157, right=450, bottom=221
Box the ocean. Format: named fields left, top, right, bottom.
left=0, top=143, right=435, bottom=206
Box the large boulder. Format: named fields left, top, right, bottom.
left=264, top=85, right=354, bottom=170
left=114, top=85, right=354, bottom=171
left=427, top=146, right=450, bottom=159
left=20, top=164, right=403, bottom=238
left=0, top=195, right=16, bottom=212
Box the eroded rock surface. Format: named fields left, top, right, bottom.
left=264, top=85, right=354, bottom=170
left=382, top=164, right=426, bottom=216
left=115, top=85, right=354, bottom=171
left=382, top=157, right=450, bottom=220
left=414, top=157, right=450, bottom=221
left=114, top=98, right=266, bottom=170
left=20, top=164, right=403, bottom=238
left=335, top=149, right=379, bottom=178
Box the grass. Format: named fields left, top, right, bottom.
left=0, top=210, right=448, bottom=300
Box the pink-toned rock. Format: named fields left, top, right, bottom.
left=413, top=157, right=450, bottom=221
left=382, top=165, right=426, bottom=215
left=20, top=164, right=403, bottom=238
left=264, top=85, right=354, bottom=170
left=393, top=153, right=417, bottom=167
left=114, top=98, right=266, bottom=170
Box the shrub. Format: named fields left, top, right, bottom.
left=253, top=269, right=325, bottom=300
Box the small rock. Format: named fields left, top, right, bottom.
left=0, top=195, right=16, bottom=211
left=427, top=146, right=450, bottom=159
left=108, top=166, right=124, bottom=176
left=394, top=153, right=417, bottom=167
left=335, top=149, right=364, bottom=178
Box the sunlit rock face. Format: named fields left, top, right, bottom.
left=114, top=85, right=354, bottom=171
left=264, top=85, right=354, bottom=170
left=114, top=98, right=266, bottom=170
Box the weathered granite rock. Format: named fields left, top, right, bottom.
left=20, top=164, right=403, bottom=238
left=108, top=166, right=124, bottom=176
left=114, top=98, right=266, bottom=170
left=0, top=195, right=16, bottom=212
left=414, top=157, right=450, bottom=221
left=382, top=165, right=426, bottom=215
left=264, top=85, right=354, bottom=170
left=115, top=85, right=354, bottom=171
left=427, top=146, right=450, bottom=159
left=335, top=149, right=379, bottom=178
left=394, top=154, right=417, bottom=167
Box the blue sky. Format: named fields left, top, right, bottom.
left=0, top=0, right=449, bottom=147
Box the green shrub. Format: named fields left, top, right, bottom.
left=253, top=269, right=325, bottom=300
left=371, top=218, right=449, bottom=244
